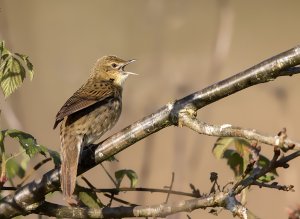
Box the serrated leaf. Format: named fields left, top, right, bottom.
left=0, top=56, right=8, bottom=79
left=115, top=169, right=138, bottom=188
left=6, top=158, right=25, bottom=179
left=78, top=189, right=103, bottom=209
left=15, top=53, right=34, bottom=80
left=25, top=57, right=34, bottom=80
left=6, top=129, right=47, bottom=157
left=47, top=149, right=61, bottom=166
left=0, top=41, right=34, bottom=98
left=0, top=56, right=25, bottom=98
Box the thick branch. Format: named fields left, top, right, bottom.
left=32, top=193, right=250, bottom=219
left=1, top=46, right=300, bottom=218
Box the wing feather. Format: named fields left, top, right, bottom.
left=53, top=81, right=118, bottom=129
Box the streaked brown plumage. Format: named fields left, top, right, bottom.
left=53, top=56, right=136, bottom=203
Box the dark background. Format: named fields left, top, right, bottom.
left=1, top=1, right=300, bottom=218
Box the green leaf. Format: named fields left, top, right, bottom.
left=223, top=149, right=244, bottom=177
left=47, top=149, right=61, bottom=166
left=6, top=158, right=25, bottom=179
left=106, top=155, right=118, bottom=162
left=15, top=53, right=34, bottom=80
left=258, top=172, right=277, bottom=183
left=26, top=58, right=34, bottom=80
left=214, top=137, right=278, bottom=181
left=0, top=41, right=4, bottom=57
left=0, top=56, right=8, bottom=79
left=213, top=137, right=234, bottom=159
left=0, top=41, right=9, bottom=62
left=0, top=56, right=25, bottom=98
left=5, top=129, right=47, bottom=157
left=213, top=137, right=253, bottom=175
left=20, top=154, right=30, bottom=170
left=233, top=138, right=251, bottom=157
left=213, top=137, right=251, bottom=159
left=233, top=139, right=252, bottom=172
left=115, top=169, right=138, bottom=188
left=258, top=154, right=272, bottom=167
left=2, top=128, right=59, bottom=167
left=0, top=41, right=34, bottom=98
left=257, top=155, right=278, bottom=182
left=0, top=130, right=4, bottom=151
left=78, top=188, right=103, bottom=209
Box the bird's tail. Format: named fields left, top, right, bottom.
left=60, top=134, right=82, bottom=204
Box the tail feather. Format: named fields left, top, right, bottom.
left=60, top=134, right=82, bottom=203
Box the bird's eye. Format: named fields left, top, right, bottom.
left=111, top=63, right=118, bottom=68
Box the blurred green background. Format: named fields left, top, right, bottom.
left=1, top=0, right=300, bottom=218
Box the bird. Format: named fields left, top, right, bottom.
left=53, top=56, right=136, bottom=204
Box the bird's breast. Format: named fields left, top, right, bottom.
left=83, top=98, right=122, bottom=145
left=61, top=97, right=122, bottom=147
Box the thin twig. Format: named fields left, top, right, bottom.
left=18, top=157, right=52, bottom=187
left=76, top=186, right=197, bottom=198
left=164, top=172, right=175, bottom=203
left=100, top=163, right=117, bottom=187
left=252, top=181, right=294, bottom=191
left=81, top=176, right=96, bottom=189
left=0, top=186, right=16, bottom=190
left=103, top=193, right=138, bottom=207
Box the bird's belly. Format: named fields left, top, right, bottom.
left=74, top=99, right=122, bottom=146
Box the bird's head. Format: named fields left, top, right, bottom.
left=91, top=56, right=137, bottom=86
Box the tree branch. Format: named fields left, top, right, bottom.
left=231, top=148, right=300, bottom=195
left=32, top=141, right=298, bottom=218
left=31, top=193, right=249, bottom=218
left=1, top=46, right=300, bottom=218
left=179, top=114, right=299, bottom=151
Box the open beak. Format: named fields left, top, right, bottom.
left=121, top=59, right=138, bottom=75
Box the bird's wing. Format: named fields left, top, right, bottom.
left=53, top=81, right=118, bottom=129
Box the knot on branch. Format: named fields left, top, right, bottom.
left=276, top=128, right=296, bottom=152
left=224, top=196, right=247, bottom=218
left=170, top=102, right=197, bottom=127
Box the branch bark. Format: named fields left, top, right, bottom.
left=32, top=138, right=298, bottom=218
left=1, top=46, right=300, bottom=218
left=31, top=193, right=248, bottom=218
left=179, top=114, right=300, bottom=150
